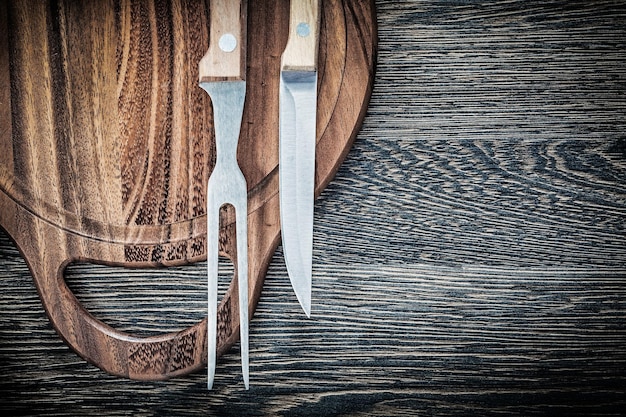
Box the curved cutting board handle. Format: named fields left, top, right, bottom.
left=15, top=216, right=208, bottom=379
left=38, top=257, right=209, bottom=380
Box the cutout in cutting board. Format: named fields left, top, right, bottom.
left=0, top=0, right=376, bottom=379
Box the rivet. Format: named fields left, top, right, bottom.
left=296, top=22, right=310, bottom=37
left=219, top=33, right=237, bottom=52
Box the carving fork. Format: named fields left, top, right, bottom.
left=199, top=0, right=249, bottom=389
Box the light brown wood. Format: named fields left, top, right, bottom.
left=0, top=0, right=376, bottom=380
left=199, top=0, right=247, bottom=82
left=281, top=0, right=321, bottom=72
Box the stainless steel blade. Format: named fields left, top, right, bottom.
left=279, top=70, right=317, bottom=318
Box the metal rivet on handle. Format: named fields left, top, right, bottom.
left=296, top=22, right=310, bottom=37
left=219, top=33, right=237, bottom=52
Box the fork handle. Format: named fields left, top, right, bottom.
left=199, top=0, right=247, bottom=82
left=281, top=0, right=321, bottom=72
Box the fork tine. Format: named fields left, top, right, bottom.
left=235, top=198, right=249, bottom=389
left=206, top=194, right=220, bottom=390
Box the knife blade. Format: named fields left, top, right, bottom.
left=279, top=0, right=321, bottom=318
left=199, top=0, right=249, bottom=389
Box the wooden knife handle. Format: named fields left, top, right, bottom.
left=199, top=0, right=247, bottom=82
left=281, top=0, right=321, bottom=72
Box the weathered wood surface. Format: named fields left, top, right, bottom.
left=2, top=0, right=626, bottom=415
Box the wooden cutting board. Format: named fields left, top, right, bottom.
left=0, top=0, right=376, bottom=380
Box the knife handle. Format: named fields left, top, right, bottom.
left=281, top=0, right=321, bottom=72
left=199, top=0, right=247, bottom=82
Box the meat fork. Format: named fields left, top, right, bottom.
left=199, top=0, right=249, bottom=389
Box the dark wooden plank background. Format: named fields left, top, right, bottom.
left=2, top=0, right=626, bottom=415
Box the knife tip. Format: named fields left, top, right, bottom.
left=298, top=295, right=311, bottom=318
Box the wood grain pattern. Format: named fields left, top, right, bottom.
left=0, top=0, right=376, bottom=380
left=2, top=0, right=626, bottom=415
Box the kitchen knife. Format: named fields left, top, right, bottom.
left=279, top=0, right=321, bottom=318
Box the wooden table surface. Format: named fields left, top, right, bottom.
left=1, top=1, right=625, bottom=415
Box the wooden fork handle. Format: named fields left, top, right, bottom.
left=199, top=0, right=247, bottom=82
